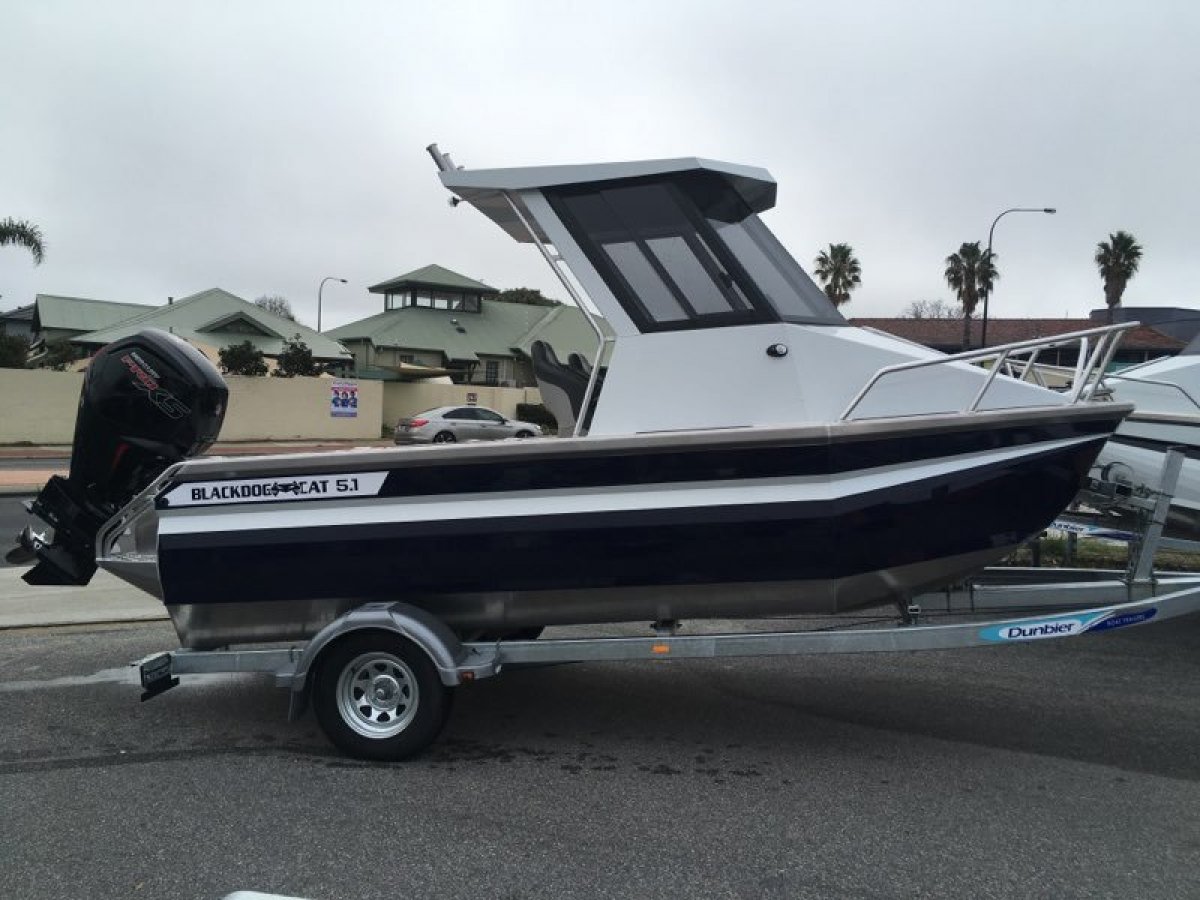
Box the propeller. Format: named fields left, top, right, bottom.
left=5, top=527, right=39, bottom=565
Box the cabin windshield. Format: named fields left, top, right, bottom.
left=544, top=172, right=845, bottom=332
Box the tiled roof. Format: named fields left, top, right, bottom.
left=71, top=288, right=352, bottom=360
left=329, top=300, right=604, bottom=364
left=511, top=304, right=607, bottom=362
left=368, top=264, right=499, bottom=295
left=851, top=318, right=1185, bottom=351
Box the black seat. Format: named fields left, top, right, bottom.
left=568, top=352, right=592, bottom=377
left=531, top=340, right=589, bottom=436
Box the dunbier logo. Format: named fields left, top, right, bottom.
left=997, top=619, right=1083, bottom=641
left=979, top=614, right=1092, bottom=643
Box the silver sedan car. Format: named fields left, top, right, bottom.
left=393, top=405, right=544, bottom=444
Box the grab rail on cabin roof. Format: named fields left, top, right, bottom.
left=839, top=321, right=1140, bottom=421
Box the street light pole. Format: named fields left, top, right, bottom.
left=317, top=276, right=347, bottom=333
left=980, top=207, right=1056, bottom=348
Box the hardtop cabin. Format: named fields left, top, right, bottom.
left=437, top=155, right=845, bottom=338
left=436, top=154, right=887, bottom=435
left=436, top=151, right=1071, bottom=435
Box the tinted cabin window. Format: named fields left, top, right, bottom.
left=545, top=173, right=844, bottom=332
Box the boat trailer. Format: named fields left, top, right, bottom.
left=135, top=449, right=1200, bottom=761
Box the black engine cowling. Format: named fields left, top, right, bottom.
left=11, top=329, right=228, bottom=585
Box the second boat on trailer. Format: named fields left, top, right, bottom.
left=10, top=147, right=1145, bottom=758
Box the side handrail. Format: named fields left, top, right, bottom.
left=840, top=322, right=1138, bottom=421
left=1096, top=372, right=1200, bottom=415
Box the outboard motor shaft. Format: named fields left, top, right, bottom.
left=9, top=329, right=227, bottom=586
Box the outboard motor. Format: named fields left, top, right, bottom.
left=8, top=329, right=227, bottom=586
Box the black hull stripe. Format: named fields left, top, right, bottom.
left=157, top=416, right=1120, bottom=509
left=158, top=439, right=1101, bottom=605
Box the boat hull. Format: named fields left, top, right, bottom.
left=1094, top=411, right=1200, bottom=535
left=107, top=406, right=1125, bottom=648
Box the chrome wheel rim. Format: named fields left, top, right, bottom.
left=433, top=432, right=454, bottom=443
left=336, top=652, right=419, bottom=739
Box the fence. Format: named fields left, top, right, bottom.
left=0, top=369, right=542, bottom=444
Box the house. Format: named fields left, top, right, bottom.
left=69, top=288, right=353, bottom=370
left=851, top=316, right=1184, bottom=366
left=328, top=264, right=601, bottom=386
left=25, top=294, right=156, bottom=364
left=0, top=303, right=36, bottom=340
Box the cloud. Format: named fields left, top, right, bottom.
left=2, top=0, right=1196, bottom=327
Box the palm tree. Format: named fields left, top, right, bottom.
left=944, top=241, right=998, bottom=349
left=0, top=218, right=45, bottom=264
left=1095, top=231, right=1143, bottom=323
left=813, top=243, right=862, bottom=307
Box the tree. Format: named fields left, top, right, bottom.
left=1095, top=231, right=1143, bottom=323
left=812, top=243, right=862, bottom=307
left=40, top=340, right=77, bottom=371
left=274, top=335, right=320, bottom=377
left=901, top=299, right=963, bottom=319
left=0, top=218, right=45, bottom=264
left=496, top=287, right=560, bottom=307
left=254, top=294, right=296, bottom=321
left=944, top=241, right=998, bottom=349
left=219, top=340, right=269, bottom=376
left=0, top=333, right=29, bottom=368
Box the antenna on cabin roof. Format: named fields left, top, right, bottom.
left=428, top=143, right=466, bottom=205
left=426, top=143, right=460, bottom=173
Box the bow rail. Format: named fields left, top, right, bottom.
left=840, top=322, right=1138, bottom=421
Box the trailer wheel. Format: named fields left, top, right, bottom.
left=313, top=633, right=452, bottom=761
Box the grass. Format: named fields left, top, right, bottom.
left=1004, top=536, right=1200, bottom=572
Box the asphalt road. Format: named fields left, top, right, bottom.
left=3, top=616, right=1200, bottom=899
left=0, top=457, right=67, bottom=471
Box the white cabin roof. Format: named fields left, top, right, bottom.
left=440, top=157, right=777, bottom=243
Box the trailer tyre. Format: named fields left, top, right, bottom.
left=313, top=633, right=452, bottom=761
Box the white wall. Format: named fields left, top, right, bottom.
left=0, top=369, right=85, bottom=444
left=219, top=376, right=383, bottom=441
left=0, top=370, right=384, bottom=444
left=0, top=370, right=544, bottom=444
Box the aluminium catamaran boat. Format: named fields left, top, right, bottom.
left=10, top=148, right=1135, bottom=652
left=1088, top=338, right=1200, bottom=534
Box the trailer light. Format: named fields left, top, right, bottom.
left=651, top=643, right=670, bottom=655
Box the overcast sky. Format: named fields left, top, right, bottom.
left=2, top=1, right=1197, bottom=330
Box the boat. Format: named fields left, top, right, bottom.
left=1087, top=340, right=1200, bottom=534
left=9, top=148, right=1135, bottom=651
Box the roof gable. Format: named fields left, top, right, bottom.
left=368, top=264, right=499, bottom=295
left=196, top=311, right=282, bottom=338
left=70, top=288, right=352, bottom=359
